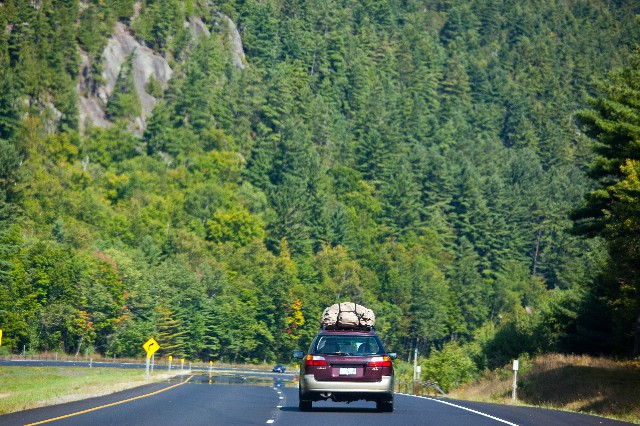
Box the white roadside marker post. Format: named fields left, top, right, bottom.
left=512, top=360, right=519, bottom=401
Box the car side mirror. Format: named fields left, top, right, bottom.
left=388, top=352, right=397, bottom=360
left=292, top=350, right=304, bottom=359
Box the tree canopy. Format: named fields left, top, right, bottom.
left=0, top=0, right=639, bottom=370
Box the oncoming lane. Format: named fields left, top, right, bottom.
left=1, top=376, right=285, bottom=426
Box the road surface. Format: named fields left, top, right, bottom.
left=0, top=374, right=633, bottom=426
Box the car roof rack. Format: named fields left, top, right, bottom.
left=321, top=324, right=374, bottom=332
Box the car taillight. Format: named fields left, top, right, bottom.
left=368, top=356, right=392, bottom=367
left=305, top=355, right=328, bottom=366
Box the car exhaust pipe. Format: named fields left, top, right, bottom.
left=320, top=392, right=333, bottom=399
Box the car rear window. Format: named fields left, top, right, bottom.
left=313, top=335, right=383, bottom=355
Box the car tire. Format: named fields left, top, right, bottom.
left=299, top=387, right=312, bottom=411
left=377, top=399, right=393, bottom=412
left=299, top=399, right=312, bottom=411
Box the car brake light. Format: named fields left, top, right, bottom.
left=368, top=356, right=392, bottom=367
left=305, top=355, right=328, bottom=366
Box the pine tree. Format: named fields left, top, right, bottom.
left=106, top=54, right=141, bottom=122
left=571, top=55, right=640, bottom=357
left=155, top=304, right=188, bottom=357
left=449, top=238, right=491, bottom=336
left=0, top=76, right=20, bottom=141
left=379, top=155, right=422, bottom=239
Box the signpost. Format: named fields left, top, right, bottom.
left=512, top=359, right=519, bottom=401
left=0, top=329, right=3, bottom=346
left=143, top=338, right=160, bottom=378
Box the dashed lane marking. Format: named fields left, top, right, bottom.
left=267, top=384, right=285, bottom=424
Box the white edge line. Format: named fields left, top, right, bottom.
left=404, top=394, right=519, bottom=426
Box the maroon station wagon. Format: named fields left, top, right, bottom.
left=293, top=327, right=396, bottom=412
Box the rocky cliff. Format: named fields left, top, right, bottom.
left=78, top=11, right=246, bottom=136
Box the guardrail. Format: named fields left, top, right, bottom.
left=396, top=380, right=446, bottom=397
left=0, top=353, right=274, bottom=367
left=0, top=353, right=294, bottom=375
left=0, top=353, right=143, bottom=364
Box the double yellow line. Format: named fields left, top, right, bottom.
left=25, top=375, right=194, bottom=425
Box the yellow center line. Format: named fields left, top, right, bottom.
left=25, top=375, right=194, bottom=425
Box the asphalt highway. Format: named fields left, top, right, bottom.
left=0, top=374, right=634, bottom=426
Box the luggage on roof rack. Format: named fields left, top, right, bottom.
left=321, top=302, right=375, bottom=329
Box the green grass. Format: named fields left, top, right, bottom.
left=449, top=354, right=640, bottom=424
left=0, top=361, right=296, bottom=415
left=0, top=367, right=161, bottom=415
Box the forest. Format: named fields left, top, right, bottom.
left=1, top=0, right=639, bottom=381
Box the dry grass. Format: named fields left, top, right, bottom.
left=449, top=354, right=640, bottom=424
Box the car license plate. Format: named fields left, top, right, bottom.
left=339, top=367, right=357, bottom=376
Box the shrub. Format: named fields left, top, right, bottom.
left=421, top=342, right=478, bottom=392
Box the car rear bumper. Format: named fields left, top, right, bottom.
left=301, top=374, right=394, bottom=394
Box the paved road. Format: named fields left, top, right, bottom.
left=0, top=374, right=633, bottom=426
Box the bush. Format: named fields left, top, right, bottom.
left=421, top=342, right=478, bottom=392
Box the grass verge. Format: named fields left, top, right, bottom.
left=448, top=353, right=640, bottom=424
left=0, top=367, right=171, bottom=415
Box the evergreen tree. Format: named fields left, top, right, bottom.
left=449, top=238, right=491, bottom=337
left=0, top=139, right=23, bottom=352
left=0, top=76, right=20, bottom=141
left=155, top=304, right=188, bottom=357
left=571, top=55, right=640, bottom=357
left=379, top=155, right=422, bottom=239
left=106, top=54, right=141, bottom=122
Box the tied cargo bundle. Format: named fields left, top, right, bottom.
left=321, top=302, right=375, bottom=329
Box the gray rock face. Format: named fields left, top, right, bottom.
left=187, top=17, right=211, bottom=39
left=78, top=22, right=172, bottom=134
left=79, top=22, right=172, bottom=135
left=77, top=12, right=245, bottom=135
left=216, top=13, right=246, bottom=70
left=77, top=52, right=110, bottom=132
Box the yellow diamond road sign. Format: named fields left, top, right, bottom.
left=143, top=338, right=160, bottom=358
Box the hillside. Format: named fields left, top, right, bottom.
left=1, top=0, right=639, bottom=376
left=449, top=354, right=640, bottom=424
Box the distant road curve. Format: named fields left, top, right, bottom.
left=0, top=359, right=295, bottom=380
left=0, top=374, right=633, bottom=426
